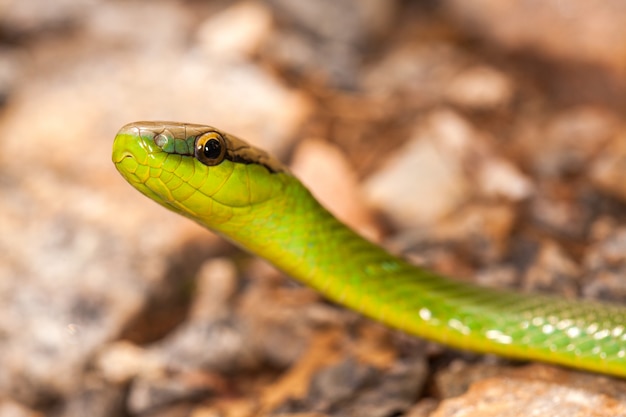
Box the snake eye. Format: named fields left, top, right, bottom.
left=195, top=132, right=227, bottom=166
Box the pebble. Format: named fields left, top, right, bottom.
left=522, top=241, right=580, bottom=296
left=365, top=109, right=531, bottom=229
left=364, top=112, right=471, bottom=228
left=531, top=107, right=618, bottom=178
left=196, top=1, right=273, bottom=59
left=529, top=184, right=594, bottom=239
left=432, top=364, right=626, bottom=417
left=95, top=341, right=162, bottom=384
left=445, top=65, right=515, bottom=110
left=434, top=202, right=517, bottom=264
left=477, top=158, right=534, bottom=201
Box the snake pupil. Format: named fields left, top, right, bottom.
left=204, top=139, right=222, bottom=159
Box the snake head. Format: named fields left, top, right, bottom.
left=113, top=121, right=291, bottom=229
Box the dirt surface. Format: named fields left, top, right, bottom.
left=1, top=1, right=626, bottom=416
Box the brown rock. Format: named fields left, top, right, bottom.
left=445, top=66, right=515, bottom=111
left=364, top=111, right=473, bottom=228
left=526, top=107, right=618, bottom=178
left=522, top=241, right=580, bottom=297
left=435, top=202, right=517, bottom=264
left=434, top=364, right=626, bottom=417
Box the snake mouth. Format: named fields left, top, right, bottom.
left=112, top=150, right=134, bottom=164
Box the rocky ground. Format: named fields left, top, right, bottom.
left=1, top=0, right=626, bottom=416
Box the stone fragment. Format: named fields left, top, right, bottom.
left=523, top=242, right=580, bottom=296
left=196, top=1, right=273, bottom=59
left=526, top=107, right=618, bottom=178
left=445, top=65, right=514, bottom=110
left=432, top=365, right=626, bottom=417
left=364, top=111, right=472, bottom=228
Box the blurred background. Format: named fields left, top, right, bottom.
left=1, top=0, right=626, bottom=416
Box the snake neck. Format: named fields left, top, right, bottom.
left=218, top=176, right=408, bottom=298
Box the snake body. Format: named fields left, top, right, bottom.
left=113, top=121, right=626, bottom=377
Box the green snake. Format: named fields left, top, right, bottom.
left=113, top=121, right=626, bottom=378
